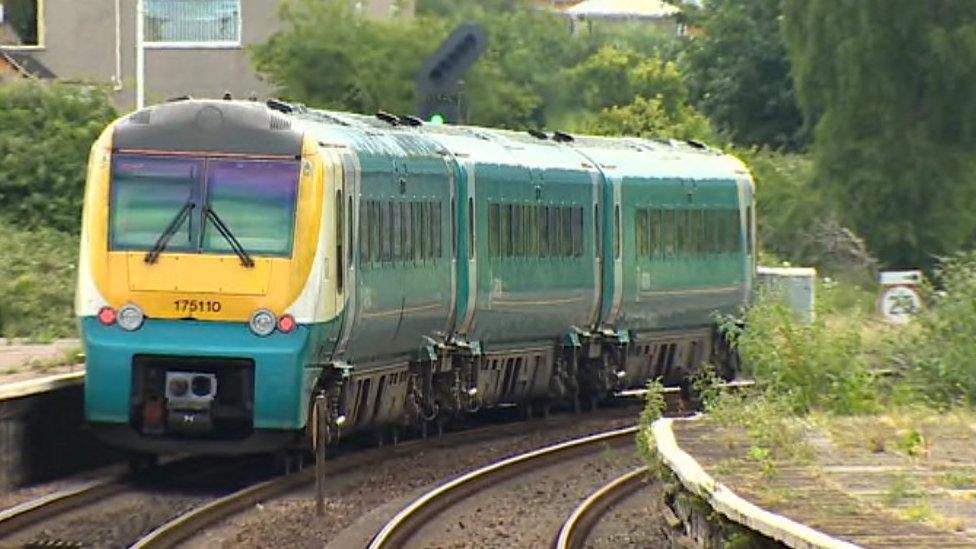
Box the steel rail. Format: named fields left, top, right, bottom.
left=554, top=466, right=650, bottom=549
left=367, top=425, right=639, bottom=549
left=0, top=478, right=125, bottom=539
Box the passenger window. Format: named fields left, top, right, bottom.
left=381, top=201, right=392, bottom=262
left=572, top=207, right=583, bottom=257
left=401, top=202, right=411, bottom=263
left=413, top=202, right=422, bottom=262
left=564, top=207, right=574, bottom=256
left=594, top=204, right=600, bottom=258
left=513, top=205, right=524, bottom=257
left=650, top=209, right=661, bottom=258
left=689, top=209, right=702, bottom=254
left=369, top=201, right=379, bottom=263
left=746, top=204, right=753, bottom=256
left=359, top=201, right=369, bottom=265
left=392, top=201, right=402, bottom=261
left=432, top=202, right=442, bottom=258
left=527, top=205, right=539, bottom=257
left=663, top=209, right=675, bottom=256
left=675, top=210, right=687, bottom=254
left=636, top=208, right=648, bottom=257
left=336, top=190, right=344, bottom=291
left=540, top=206, right=550, bottom=258
left=500, top=204, right=511, bottom=257
left=489, top=203, right=500, bottom=257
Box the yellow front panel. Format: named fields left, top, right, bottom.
left=84, top=134, right=326, bottom=322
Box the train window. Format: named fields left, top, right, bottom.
left=731, top=208, right=742, bottom=252
left=663, top=209, right=675, bottom=256
left=433, top=202, right=443, bottom=258
left=359, top=202, right=369, bottom=265
left=467, top=197, right=475, bottom=258
left=551, top=207, right=562, bottom=257
left=489, top=203, right=500, bottom=257
left=392, top=201, right=402, bottom=261
left=614, top=205, right=621, bottom=259
left=566, top=206, right=574, bottom=257
left=413, top=202, right=423, bottom=262
left=540, top=206, right=549, bottom=258
left=702, top=210, right=713, bottom=254
left=689, top=209, right=702, bottom=254
left=636, top=209, right=648, bottom=257
left=526, top=205, right=538, bottom=257
left=572, top=207, right=583, bottom=257
left=450, top=198, right=456, bottom=258
left=402, top=201, right=412, bottom=263
left=513, top=205, right=524, bottom=257
left=419, top=202, right=429, bottom=259
left=381, top=202, right=392, bottom=261
left=500, top=204, right=511, bottom=257
left=650, top=209, right=662, bottom=258
left=675, top=210, right=687, bottom=254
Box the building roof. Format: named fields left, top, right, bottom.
left=0, top=50, right=56, bottom=79
left=564, top=0, right=681, bottom=19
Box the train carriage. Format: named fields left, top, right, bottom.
left=77, top=99, right=754, bottom=456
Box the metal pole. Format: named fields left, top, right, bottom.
left=136, top=0, right=145, bottom=110
left=314, top=393, right=327, bottom=516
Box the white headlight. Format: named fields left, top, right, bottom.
left=117, top=304, right=145, bottom=331
left=249, top=309, right=276, bottom=336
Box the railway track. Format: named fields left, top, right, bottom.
left=366, top=425, right=640, bottom=549
left=554, top=466, right=651, bottom=549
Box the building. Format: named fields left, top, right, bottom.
left=0, top=0, right=413, bottom=110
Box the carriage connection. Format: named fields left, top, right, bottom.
left=76, top=98, right=755, bottom=456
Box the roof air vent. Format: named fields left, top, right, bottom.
left=266, top=99, right=294, bottom=114
left=685, top=139, right=708, bottom=150
left=527, top=129, right=548, bottom=140
left=375, top=111, right=399, bottom=126
left=552, top=131, right=574, bottom=143
left=269, top=114, right=291, bottom=131
left=398, top=115, right=424, bottom=127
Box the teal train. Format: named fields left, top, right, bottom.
left=76, top=99, right=754, bottom=456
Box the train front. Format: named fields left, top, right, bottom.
left=76, top=100, right=338, bottom=455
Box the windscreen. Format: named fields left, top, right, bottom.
left=110, top=155, right=200, bottom=251
left=202, top=160, right=299, bottom=256
left=109, top=154, right=300, bottom=257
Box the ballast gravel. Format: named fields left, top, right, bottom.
left=186, top=406, right=671, bottom=548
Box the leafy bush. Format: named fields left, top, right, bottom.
left=0, top=80, right=116, bottom=232
left=0, top=222, right=79, bottom=339
left=890, top=252, right=976, bottom=408
left=726, top=285, right=878, bottom=415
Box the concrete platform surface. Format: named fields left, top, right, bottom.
left=656, top=413, right=976, bottom=548
left=0, top=339, right=82, bottom=387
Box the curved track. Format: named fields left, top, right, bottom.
left=367, top=425, right=639, bottom=549
left=554, top=466, right=650, bottom=549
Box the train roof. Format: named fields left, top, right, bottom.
left=116, top=99, right=751, bottom=183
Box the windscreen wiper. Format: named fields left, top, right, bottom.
left=204, top=207, right=255, bottom=268
left=144, top=201, right=194, bottom=264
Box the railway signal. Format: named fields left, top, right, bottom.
left=416, top=23, right=488, bottom=123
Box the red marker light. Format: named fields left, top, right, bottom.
left=277, top=314, right=296, bottom=333
left=98, top=306, right=117, bottom=325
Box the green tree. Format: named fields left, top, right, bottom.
left=684, top=0, right=803, bottom=149
left=0, top=80, right=116, bottom=232
left=783, top=0, right=976, bottom=268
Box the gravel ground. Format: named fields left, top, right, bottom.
left=186, top=405, right=661, bottom=548
left=587, top=482, right=669, bottom=548
left=0, top=461, right=125, bottom=513
left=1, top=456, right=274, bottom=548
left=408, top=443, right=644, bottom=548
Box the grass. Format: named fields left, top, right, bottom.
left=0, top=222, right=79, bottom=340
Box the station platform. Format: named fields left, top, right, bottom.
left=651, top=414, right=976, bottom=548
left=0, top=339, right=82, bottom=397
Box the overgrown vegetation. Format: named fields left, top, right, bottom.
left=0, top=221, right=79, bottom=339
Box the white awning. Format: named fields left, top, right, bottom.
left=564, top=0, right=681, bottom=20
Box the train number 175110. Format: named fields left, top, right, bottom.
left=173, top=299, right=222, bottom=314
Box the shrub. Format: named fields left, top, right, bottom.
left=0, top=80, right=116, bottom=233
left=0, top=222, right=79, bottom=340
left=726, top=284, right=878, bottom=415
left=892, top=252, right=976, bottom=408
